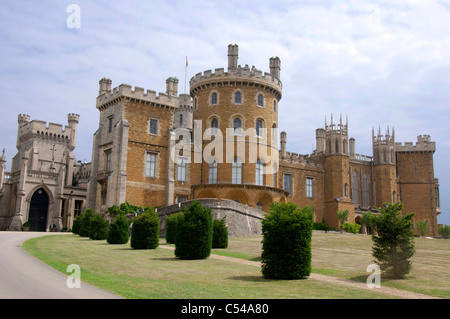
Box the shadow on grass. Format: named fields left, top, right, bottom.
left=227, top=275, right=268, bottom=282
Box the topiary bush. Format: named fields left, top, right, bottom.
left=89, top=213, right=109, bottom=240
left=175, top=201, right=213, bottom=259
left=78, top=209, right=95, bottom=237
left=107, top=214, right=130, bottom=244
left=130, top=209, right=159, bottom=249
left=343, top=222, right=361, bottom=234
left=165, top=213, right=183, bottom=244
left=212, top=217, right=228, bottom=249
left=72, top=216, right=81, bottom=235
left=261, top=202, right=314, bottom=280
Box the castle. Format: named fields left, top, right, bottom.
left=0, top=44, right=441, bottom=236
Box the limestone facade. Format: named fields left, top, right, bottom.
left=0, top=114, right=90, bottom=231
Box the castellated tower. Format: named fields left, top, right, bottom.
left=323, top=114, right=354, bottom=229
left=188, top=44, right=286, bottom=212
left=0, top=113, right=87, bottom=232
left=372, top=126, right=398, bottom=207
left=395, top=135, right=439, bottom=236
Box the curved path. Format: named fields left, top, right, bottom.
left=0, top=231, right=122, bottom=299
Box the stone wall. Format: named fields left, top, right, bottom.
left=157, top=198, right=265, bottom=237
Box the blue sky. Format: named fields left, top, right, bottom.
left=0, top=0, right=448, bottom=225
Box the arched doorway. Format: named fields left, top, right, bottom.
left=29, top=188, right=49, bottom=231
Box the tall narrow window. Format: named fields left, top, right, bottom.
left=273, top=100, right=277, bottom=112
left=232, top=158, right=242, bottom=184
left=344, top=183, right=349, bottom=197
left=234, top=91, right=241, bottom=104
left=257, top=94, right=264, bottom=107
left=211, top=92, right=218, bottom=105
left=177, top=159, right=186, bottom=182
left=284, top=174, right=292, bottom=193
left=149, top=118, right=158, bottom=135
left=255, top=160, right=263, bottom=186
left=233, top=118, right=242, bottom=134
left=179, top=114, right=183, bottom=125
left=108, top=117, right=113, bottom=133
left=105, top=151, right=111, bottom=171
left=211, top=118, right=218, bottom=135
left=362, top=173, right=370, bottom=207
left=351, top=170, right=360, bottom=205
left=256, top=120, right=263, bottom=136
left=392, top=191, right=396, bottom=204
left=273, top=163, right=277, bottom=188
left=146, top=153, right=156, bottom=177
left=306, top=177, right=314, bottom=198
left=435, top=186, right=440, bottom=208
left=209, top=160, right=217, bottom=184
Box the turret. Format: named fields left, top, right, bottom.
left=228, top=44, right=239, bottom=71
left=166, top=77, right=179, bottom=97
left=315, top=128, right=326, bottom=154
left=372, top=126, right=395, bottom=165
left=280, top=131, right=287, bottom=158
left=325, top=114, right=348, bottom=156
left=269, top=57, right=281, bottom=79
left=18, top=114, right=30, bottom=128
left=67, top=113, right=80, bottom=150
left=99, top=77, right=112, bottom=96
left=349, top=137, right=356, bottom=158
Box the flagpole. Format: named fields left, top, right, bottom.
left=184, top=56, right=188, bottom=95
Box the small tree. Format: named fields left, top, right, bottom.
left=415, top=220, right=429, bottom=237
left=78, top=209, right=95, bottom=237
left=438, top=224, right=450, bottom=239
left=130, top=209, right=160, bottom=249
left=372, top=202, right=415, bottom=279
left=337, top=210, right=349, bottom=232
left=212, top=217, right=228, bottom=249
left=107, top=213, right=130, bottom=244
left=261, top=202, right=314, bottom=280
left=175, top=201, right=213, bottom=260
left=89, top=214, right=109, bottom=240
left=165, top=213, right=183, bottom=244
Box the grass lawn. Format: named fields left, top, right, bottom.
left=22, top=232, right=449, bottom=299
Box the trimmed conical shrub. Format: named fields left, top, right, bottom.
left=175, top=201, right=213, bottom=259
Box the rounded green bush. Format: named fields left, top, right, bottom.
left=107, top=214, right=130, bottom=244
left=261, top=202, right=314, bottom=280
left=130, top=210, right=159, bottom=249
left=212, top=217, right=228, bottom=249
left=165, top=213, right=183, bottom=244
left=175, top=201, right=213, bottom=259
left=89, top=214, right=109, bottom=240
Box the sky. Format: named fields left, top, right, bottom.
left=0, top=0, right=448, bottom=225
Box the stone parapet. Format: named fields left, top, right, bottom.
left=395, top=135, right=436, bottom=153
left=97, top=83, right=180, bottom=110
left=190, top=66, right=282, bottom=100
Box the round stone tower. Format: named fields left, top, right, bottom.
left=188, top=44, right=286, bottom=211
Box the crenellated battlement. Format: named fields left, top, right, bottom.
left=17, top=119, right=74, bottom=141
left=190, top=65, right=282, bottom=99
left=395, top=135, right=436, bottom=153
left=97, top=82, right=180, bottom=110
left=280, top=151, right=323, bottom=169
